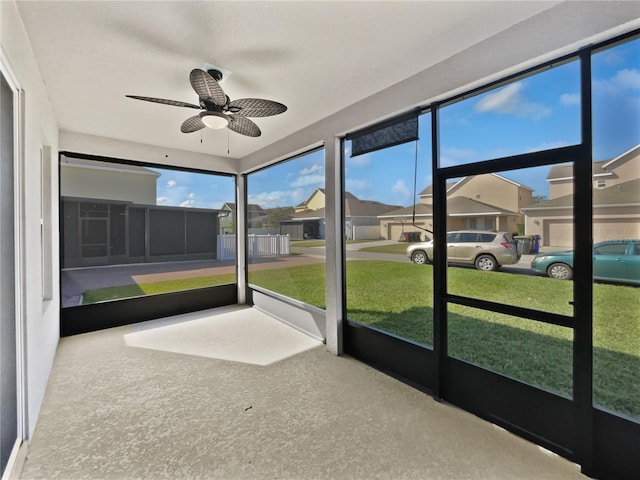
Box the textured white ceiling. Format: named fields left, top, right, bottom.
left=16, top=1, right=562, bottom=159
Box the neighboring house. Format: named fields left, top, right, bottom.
left=522, top=144, right=640, bottom=247
left=219, top=202, right=266, bottom=233
left=60, top=159, right=221, bottom=267
left=61, top=157, right=159, bottom=205
left=281, top=188, right=400, bottom=240
left=380, top=173, right=533, bottom=240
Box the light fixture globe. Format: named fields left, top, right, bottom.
left=201, top=112, right=229, bottom=129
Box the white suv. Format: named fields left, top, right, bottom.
left=406, top=230, right=520, bottom=271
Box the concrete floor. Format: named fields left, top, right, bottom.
left=18, top=306, right=586, bottom=480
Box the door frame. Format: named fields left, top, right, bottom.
left=0, top=50, right=28, bottom=477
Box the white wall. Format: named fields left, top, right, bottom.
left=1, top=1, right=60, bottom=437
left=60, top=131, right=239, bottom=174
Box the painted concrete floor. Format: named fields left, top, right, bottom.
left=19, top=306, right=586, bottom=480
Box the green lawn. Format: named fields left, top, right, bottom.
left=82, top=260, right=639, bottom=418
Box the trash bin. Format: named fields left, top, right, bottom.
left=514, top=235, right=531, bottom=255
left=532, top=235, right=541, bottom=254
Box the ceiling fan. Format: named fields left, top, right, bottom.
left=126, top=68, right=287, bottom=137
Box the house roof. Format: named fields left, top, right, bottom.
left=290, top=195, right=401, bottom=219
left=378, top=204, right=434, bottom=218
left=381, top=197, right=518, bottom=218
left=418, top=182, right=457, bottom=196
left=447, top=196, right=520, bottom=215
left=602, top=143, right=640, bottom=170
left=295, top=188, right=359, bottom=208
left=419, top=173, right=533, bottom=196
left=522, top=178, right=640, bottom=210
left=548, top=145, right=640, bottom=181
left=547, top=161, right=609, bottom=181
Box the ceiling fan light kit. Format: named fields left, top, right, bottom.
left=126, top=67, right=287, bottom=137
left=201, top=112, right=229, bottom=129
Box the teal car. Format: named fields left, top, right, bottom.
left=530, top=240, right=640, bottom=285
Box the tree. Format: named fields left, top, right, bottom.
left=265, top=207, right=293, bottom=229
left=531, top=194, right=548, bottom=204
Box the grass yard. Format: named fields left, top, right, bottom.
left=82, top=259, right=639, bottom=418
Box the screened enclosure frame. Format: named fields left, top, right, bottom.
left=58, top=151, right=238, bottom=336
left=342, top=29, right=640, bottom=480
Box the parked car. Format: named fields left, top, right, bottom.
left=530, top=239, right=640, bottom=285
left=406, top=230, right=520, bottom=271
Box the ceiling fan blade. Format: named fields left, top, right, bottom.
left=189, top=69, right=227, bottom=107
left=126, top=95, right=200, bottom=109
left=227, top=115, right=261, bottom=137
left=227, top=98, right=287, bottom=117
left=181, top=115, right=206, bottom=133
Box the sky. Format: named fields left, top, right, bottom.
left=153, top=38, right=639, bottom=211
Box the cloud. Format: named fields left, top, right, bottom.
left=289, top=174, right=324, bottom=188
left=179, top=193, right=196, bottom=208
left=439, top=146, right=477, bottom=167
left=594, top=68, right=640, bottom=95
left=299, top=164, right=323, bottom=176
left=346, top=154, right=372, bottom=168
left=560, top=93, right=580, bottom=106
left=157, top=196, right=170, bottom=204
left=612, top=68, right=640, bottom=90
left=525, top=140, right=569, bottom=153
left=345, top=178, right=371, bottom=194
left=474, top=82, right=551, bottom=120
left=249, top=190, right=302, bottom=209
left=391, top=179, right=411, bottom=200
left=167, top=179, right=177, bottom=188
left=441, top=146, right=476, bottom=160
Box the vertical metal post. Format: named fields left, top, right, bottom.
left=574, top=47, right=594, bottom=476
left=431, top=104, right=447, bottom=399
left=236, top=174, right=247, bottom=304
left=325, top=137, right=344, bottom=354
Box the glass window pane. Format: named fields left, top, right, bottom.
left=439, top=61, right=580, bottom=166
left=247, top=149, right=326, bottom=309
left=592, top=36, right=640, bottom=419
left=449, top=305, right=573, bottom=397
left=445, top=166, right=573, bottom=316
left=345, top=114, right=434, bottom=346
left=60, top=157, right=235, bottom=307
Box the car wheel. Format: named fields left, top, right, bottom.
left=411, top=250, right=428, bottom=265
left=475, top=254, right=498, bottom=271
left=547, top=263, right=573, bottom=280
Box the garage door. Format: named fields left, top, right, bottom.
left=545, top=220, right=573, bottom=247
left=593, top=218, right=640, bottom=242
left=389, top=223, right=429, bottom=242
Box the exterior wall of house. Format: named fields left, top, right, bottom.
left=549, top=179, right=573, bottom=200
left=517, top=186, right=533, bottom=209
left=305, top=190, right=325, bottom=211
left=61, top=163, right=158, bottom=205
left=523, top=209, right=570, bottom=246
left=600, top=152, right=640, bottom=188
left=449, top=175, right=518, bottom=212
left=380, top=220, right=432, bottom=242
left=420, top=195, right=433, bottom=205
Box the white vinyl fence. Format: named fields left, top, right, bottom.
left=217, top=234, right=290, bottom=260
